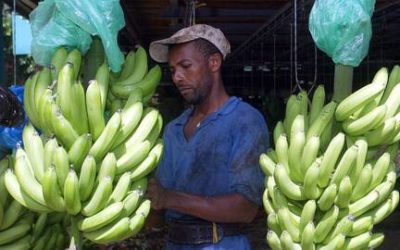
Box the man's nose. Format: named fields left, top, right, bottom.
left=172, top=70, right=184, bottom=83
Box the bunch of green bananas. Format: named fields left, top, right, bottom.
left=260, top=66, right=400, bottom=250
left=0, top=157, right=67, bottom=250
left=107, top=46, right=162, bottom=113
left=9, top=43, right=164, bottom=245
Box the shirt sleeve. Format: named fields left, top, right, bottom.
left=229, top=111, right=270, bottom=205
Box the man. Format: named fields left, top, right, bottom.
left=147, top=24, right=269, bottom=250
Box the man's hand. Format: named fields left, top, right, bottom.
left=147, top=178, right=167, bottom=210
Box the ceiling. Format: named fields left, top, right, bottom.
left=5, top=0, right=400, bottom=93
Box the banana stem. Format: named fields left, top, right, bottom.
left=69, top=217, right=82, bottom=250
left=333, top=64, right=353, bottom=102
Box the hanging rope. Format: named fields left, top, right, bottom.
left=273, top=33, right=277, bottom=96
left=293, top=0, right=302, bottom=93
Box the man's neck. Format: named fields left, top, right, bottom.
left=193, top=90, right=229, bottom=117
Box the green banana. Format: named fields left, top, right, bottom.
left=348, top=138, right=368, bottom=186
left=124, top=88, right=144, bottom=108
left=50, top=47, right=68, bottom=81
left=64, top=49, right=82, bottom=80
left=42, top=166, right=65, bottom=212
left=335, top=176, right=352, bottom=208
left=112, top=102, right=143, bottom=148
left=4, top=169, right=50, bottom=213
left=314, top=205, right=339, bottom=243
left=23, top=73, right=41, bottom=128
left=306, top=101, right=337, bottom=140
left=267, top=213, right=282, bottom=236
left=108, top=172, right=132, bottom=204
left=86, top=80, right=105, bottom=141
left=14, top=155, right=47, bottom=206
left=299, top=200, right=316, bottom=234
left=280, top=230, right=300, bottom=250
left=335, top=82, right=385, bottom=121
left=343, top=232, right=372, bottom=250
left=349, top=190, right=379, bottom=217
left=82, top=176, right=113, bottom=216
left=43, top=137, right=58, bottom=170
left=380, top=65, right=400, bottom=104
left=50, top=107, right=79, bottom=150
left=303, top=159, right=322, bottom=199
left=273, top=121, right=285, bottom=146
left=68, top=133, right=92, bottom=172
left=297, top=91, right=309, bottom=130
left=301, top=222, right=315, bottom=250
left=263, top=188, right=275, bottom=215
left=63, top=169, right=81, bottom=215
left=37, top=88, right=55, bottom=135
left=348, top=216, right=373, bottom=237
left=275, top=134, right=289, bottom=171
left=318, top=133, right=345, bottom=188
left=34, top=68, right=52, bottom=122
left=274, top=164, right=304, bottom=201
left=301, top=136, right=320, bottom=175
left=83, top=37, right=105, bottom=84
left=70, top=81, right=89, bottom=135
left=317, top=183, right=337, bottom=211
left=97, top=153, right=117, bottom=183
left=83, top=217, right=131, bottom=244
left=365, top=116, right=397, bottom=146
left=119, top=51, right=136, bottom=81
left=112, top=65, right=161, bottom=98
left=370, top=152, right=391, bottom=191
left=309, top=85, right=325, bottom=126
left=277, top=208, right=300, bottom=242
left=0, top=222, right=31, bottom=245
left=266, top=230, right=282, bottom=250
left=22, top=123, right=45, bottom=182
left=53, top=146, right=70, bottom=192
left=259, top=153, right=276, bottom=177
left=96, top=62, right=110, bottom=112
left=89, top=111, right=121, bottom=162
left=56, top=63, right=74, bottom=122
left=283, top=95, right=301, bottom=135
left=131, top=142, right=163, bottom=181
left=79, top=202, right=124, bottom=232
left=342, top=104, right=387, bottom=136
left=351, top=164, right=373, bottom=201
left=32, top=213, right=47, bottom=241
left=323, top=215, right=354, bottom=243
left=0, top=199, right=23, bottom=230
left=330, top=145, right=358, bottom=185
left=114, top=108, right=159, bottom=157
left=78, top=155, right=97, bottom=202
left=368, top=233, right=385, bottom=249
left=116, top=140, right=151, bottom=174
left=114, top=46, right=148, bottom=86
left=288, top=130, right=305, bottom=182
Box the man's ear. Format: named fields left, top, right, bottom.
left=208, top=53, right=222, bottom=72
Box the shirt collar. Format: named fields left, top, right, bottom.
left=172, top=96, right=240, bottom=126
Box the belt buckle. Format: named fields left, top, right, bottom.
left=212, top=222, right=222, bottom=244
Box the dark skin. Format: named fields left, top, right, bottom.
left=146, top=41, right=259, bottom=226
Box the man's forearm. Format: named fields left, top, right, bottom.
left=163, top=191, right=259, bottom=223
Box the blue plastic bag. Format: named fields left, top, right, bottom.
left=0, top=86, right=27, bottom=149
left=309, top=0, right=375, bottom=67
left=30, top=0, right=125, bottom=72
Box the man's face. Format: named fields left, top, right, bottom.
left=168, top=42, right=213, bottom=105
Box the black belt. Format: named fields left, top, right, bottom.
left=167, top=219, right=243, bottom=245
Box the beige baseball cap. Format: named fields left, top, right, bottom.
left=149, top=24, right=231, bottom=63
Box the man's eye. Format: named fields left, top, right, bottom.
left=182, top=64, right=191, bottom=68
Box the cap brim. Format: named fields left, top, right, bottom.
left=149, top=35, right=199, bottom=63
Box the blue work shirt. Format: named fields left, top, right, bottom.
left=156, top=96, right=269, bottom=250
